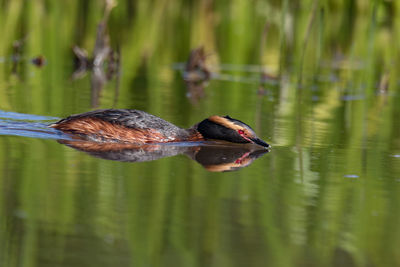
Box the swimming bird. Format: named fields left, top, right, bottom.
left=49, top=109, right=269, bottom=148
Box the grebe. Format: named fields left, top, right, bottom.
left=49, top=109, right=269, bottom=148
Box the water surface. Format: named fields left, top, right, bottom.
left=1, top=1, right=400, bottom=267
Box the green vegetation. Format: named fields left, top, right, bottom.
left=0, top=0, right=399, bottom=266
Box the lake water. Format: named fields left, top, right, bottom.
left=1, top=1, right=400, bottom=267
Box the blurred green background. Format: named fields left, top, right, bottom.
left=0, top=0, right=400, bottom=266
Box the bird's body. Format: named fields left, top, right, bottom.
left=49, top=109, right=269, bottom=148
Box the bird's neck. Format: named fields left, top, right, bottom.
left=180, top=126, right=204, bottom=141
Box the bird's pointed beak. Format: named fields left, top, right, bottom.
left=250, top=137, right=270, bottom=149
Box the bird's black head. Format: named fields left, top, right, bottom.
left=197, top=115, right=270, bottom=148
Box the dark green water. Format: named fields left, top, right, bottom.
left=1, top=1, right=400, bottom=267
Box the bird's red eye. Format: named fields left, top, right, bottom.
left=238, top=129, right=244, bottom=135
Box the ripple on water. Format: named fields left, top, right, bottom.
left=343, top=174, right=359, bottom=179
left=0, top=110, right=70, bottom=141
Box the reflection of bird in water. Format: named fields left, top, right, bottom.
left=49, top=109, right=269, bottom=148
left=57, top=140, right=268, bottom=172
left=192, top=144, right=267, bottom=172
